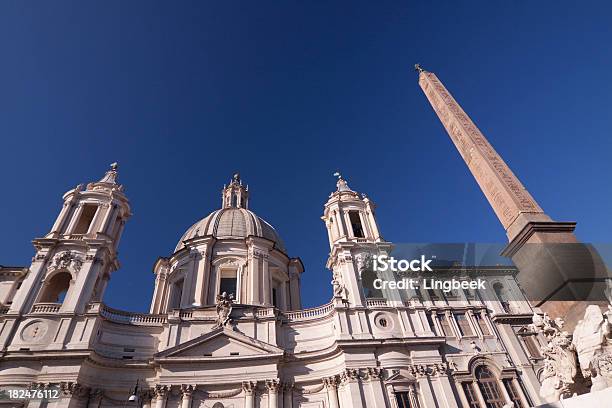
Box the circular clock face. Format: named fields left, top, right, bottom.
left=21, top=320, right=48, bottom=343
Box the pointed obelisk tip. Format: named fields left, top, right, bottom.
left=414, top=63, right=425, bottom=74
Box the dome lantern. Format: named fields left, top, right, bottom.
left=222, top=172, right=249, bottom=209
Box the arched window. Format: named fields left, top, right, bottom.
left=475, top=367, right=506, bottom=408
left=39, top=272, right=72, bottom=303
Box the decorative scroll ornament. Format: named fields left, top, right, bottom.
left=531, top=313, right=588, bottom=402
left=406, top=362, right=450, bottom=378
left=51, top=251, right=84, bottom=273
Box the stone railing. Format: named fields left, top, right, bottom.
left=100, top=304, right=167, bottom=326
left=178, top=310, right=194, bottom=319
left=256, top=308, right=275, bottom=318
left=284, top=303, right=334, bottom=322
left=31, top=303, right=62, bottom=314
left=366, top=298, right=389, bottom=308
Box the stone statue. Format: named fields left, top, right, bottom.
left=573, top=305, right=612, bottom=391
left=531, top=313, right=588, bottom=401
left=332, top=279, right=348, bottom=300
left=212, top=292, right=233, bottom=329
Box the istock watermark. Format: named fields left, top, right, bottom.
left=370, top=254, right=487, bottom=293
left=372, top=277, right=486, bottom=293
left=372, top=254, right=433, bottom=272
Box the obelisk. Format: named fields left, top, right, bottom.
left=415, top=64, right=607, bottom=326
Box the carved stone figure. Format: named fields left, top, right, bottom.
left=531, top=313, right=588, bottom=402
left=573, top=305, right=612, bottom=391
left=212, top=292, right=233, bottom=329
left=331, top=279, right=348, bottom=300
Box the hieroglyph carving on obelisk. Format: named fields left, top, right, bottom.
left=417, top=66, right=551, bottom=239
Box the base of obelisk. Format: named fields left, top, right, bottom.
left=534, top=386, right=612, bottom=407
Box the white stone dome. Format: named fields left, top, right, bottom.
left=175, top=207, right=286, bottom=253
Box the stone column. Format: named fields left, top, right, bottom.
left=323, top=376, right=340, bottom=408
left=65, top=203, right=85, bottom=234
left=50, top=202, right=72, bottom=236
left=385, top=384, right=399, bottom=408
left=282, top=382, right=293, bottom=408
left=140, top=389, right=153, bottom=408
left=340, top=369, right=364, bottom=408
left=415, top=371, right=436, bottom=408
left=512, top=377, right=530, bottom=408
left=243, top=381, right=257, bottom=408
left=180, top=385, right=194, bottom=408
left=262, top=252, right=270, bottom=305
left=408, top=384, right=419, bottom=408
left=250, top=249, right=260, bottom=304
left=498, top=378, right=513, bottom=406
left=266, top=379, right=279, bottom=408
left=192, top=246, right=209, bottom=306
left=472, top=380, right=487, bottom=408
left=280, top=280, right=288, bottom=310
left=364, top=368, right=387, bottom=408
left=154, top=385, right=169, bottom=408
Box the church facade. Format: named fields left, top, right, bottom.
left=0, top=71, right=553, bottom=408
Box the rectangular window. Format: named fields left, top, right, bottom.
left=440, top=314, right=454, bottom=337
left=475, top=313, right=491, bottom=335
left=348, top=211, right=365, bottom=238
left=219, top=277, right=237, bottom=300
left=503, top=379, right=525, bottom=408
left=73, top=204, right=97, bottom=234
left=455, top=313, right=474, bottom=336
left=395, top=392, right=411, bottom=408
left=462, top=383, right=481, bottom=408
left=272, top=287, right=278, bottom=307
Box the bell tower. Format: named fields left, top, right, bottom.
left=8, top=163, right=131, bottom=315
left=323, top=174, right=392, bottom=308
left=322, top=173, right=382, bottom=246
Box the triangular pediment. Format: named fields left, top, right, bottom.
left=155, top=328, right=283, bottom=360
left=386, top=369, right=417, bottom=383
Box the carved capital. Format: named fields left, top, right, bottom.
left=180, top=384, right=195, bottom=396
left=363, top=367, right=383, bottom=380
left=340, top=368, right=360, bottom=384
left=60, top=382, right=89, bottom=398
left=265, top=379, right=280, bottom=393
left=154, top=385, right=169, bottom=397
left=242, top=381, right=257, bottom=395
left=323, top=376, right=339, bottom=388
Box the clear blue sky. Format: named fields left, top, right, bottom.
left=1, top=1, right=611, bottom=311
